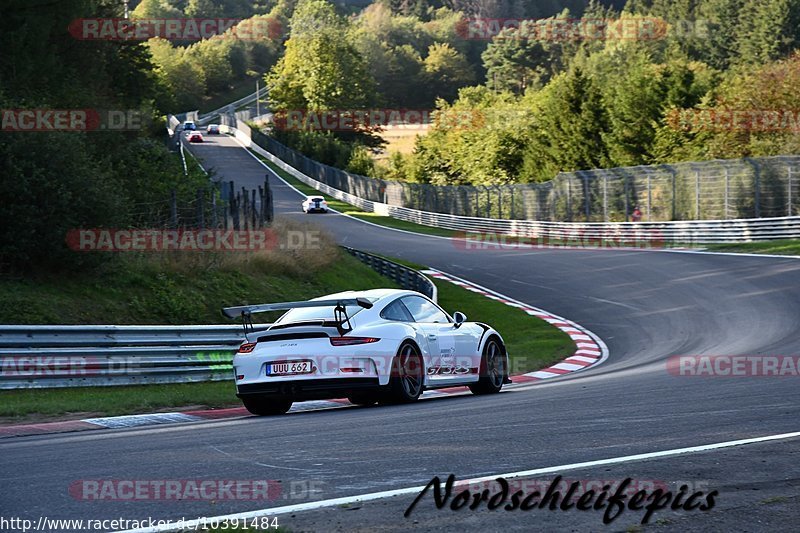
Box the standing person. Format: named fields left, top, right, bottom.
left=631, top=205, right=643, bottom=222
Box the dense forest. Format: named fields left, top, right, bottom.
left=3, top=0, right=800, bottom=273
left=255, top=0, right=800, bottom=183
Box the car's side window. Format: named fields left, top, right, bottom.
left=380, top=299, right=415, bottom=322
left=401, top=296, right=450, bottom=323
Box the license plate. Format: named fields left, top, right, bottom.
left=267, top=361, right=313, bottom=375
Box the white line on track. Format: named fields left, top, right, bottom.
left=118, top=430, right=800, bottom=532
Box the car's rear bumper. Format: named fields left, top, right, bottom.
left=236, top=377, right=380, bottom=401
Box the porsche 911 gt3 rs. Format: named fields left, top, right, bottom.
left=223, top=289, right=509, bottom=415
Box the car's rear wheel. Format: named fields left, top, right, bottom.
left=469, top=337, right=506, bottom=395
left=383, top=343, right=424, bottom=403
left=241, top=396, right=293, bottom=415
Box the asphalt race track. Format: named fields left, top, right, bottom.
left=2, top=134, right=799, bottom=532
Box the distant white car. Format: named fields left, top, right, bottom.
left=223, top=289, right=509, bottom=415
left=302, top=195, right=328, bottom=213
left=206, top=124, right=220, bottom=134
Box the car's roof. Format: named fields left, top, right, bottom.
left=305, top=195, right=324, bottom=199
left=313, top=288, right=419, bottom=303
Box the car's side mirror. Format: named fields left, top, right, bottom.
left=453, top=311, right=467, bottom=328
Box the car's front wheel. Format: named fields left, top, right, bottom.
left=469, top=337, right=506, bottom=395
left=241, top=396, right=293, bottom=415
left=383, top=342, right=424, bottom=403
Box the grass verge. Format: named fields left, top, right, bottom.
left=432, top=279, right=575, bottom=376
left=703, top=239, right=800, bottom=256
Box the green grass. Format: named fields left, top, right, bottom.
left=0, top=381, right=240, bottom=421
left=0, top=251, right=390, bottom=325
left=432, top=279, right=575, bottom=375
left=254, top=152, right=458, bottom=238
left=703, top=239, right=800, bottom=256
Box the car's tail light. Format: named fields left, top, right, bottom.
left=329, top=337, right=380, bottom=346
left=237, top=342, right=257, bottom=353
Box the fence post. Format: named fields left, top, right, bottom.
left=788, top=167, right=793, bottom=216
left=196, top=188, right=204, bottom=228
left=497, top=188, right=502, bottom=219
left=724, top=168, right=729, bottom=219
left=583, top=175, right=590, bottom=221
left=695, top=171, right=700, bottom=220
left=603, top=175, right=608, bottom=222
left=241, top=187, right=249, bottom=230
left=232, top=192, right=240, bottom=231
left=510, top=188, right=515, bottom=219
left=647, top=173, right=652, bottom=221
left=567, top=179, right=572, bottom=222
left=211, top=191, right=218, bottom=228
left=170, top=190, right=178, bottom=228
left=671, top=167, right=677, bottom=220
left=251, top=189, right=257, bottom=229
left=623, top=177, right=629, bottom=222
left=749, top=158, right=761, bottom=218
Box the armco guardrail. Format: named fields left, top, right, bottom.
left=343, top=247, right=437, bottom=302
left=196, top=87, right=268, bottom=126
left=230, top=123, right=800, bottom=244
left=1, top=250, right=437, bottom=389
left=0, top=324, right=267, bottom=389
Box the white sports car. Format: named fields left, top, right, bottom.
left=302, top=195, right=328, bottom=213
left=223, top=289, right=509, bottom=415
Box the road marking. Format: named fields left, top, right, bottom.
left=118, top=430, right=800, bottom=532
left=422, top=268, right=609, bottom=381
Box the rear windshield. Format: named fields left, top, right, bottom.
left=309, top=196, right=324, bottom=202
left=275, top=298, right=376, bottom=325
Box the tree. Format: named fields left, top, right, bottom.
left=482, top=27, right=550, bottom=94
left=131, top=0, right=182, bottom=18
left=735, top=0, right=800, bottom=65
left=421, top=43, right=476, bottom=103
left=185, top=0, right=221, bottom=18
left=521, top=68, right=611, bottom=180
left=266, top=0, right=374, bottom=112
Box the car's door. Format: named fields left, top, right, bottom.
left=400, top=295, right=476, bottom=384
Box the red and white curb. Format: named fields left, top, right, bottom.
left=1, top=271, right=607, bottom=439
left=420, top=268, right=608, bottom=384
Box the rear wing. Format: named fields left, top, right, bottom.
left=222, top=297, right=373, bottom=320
